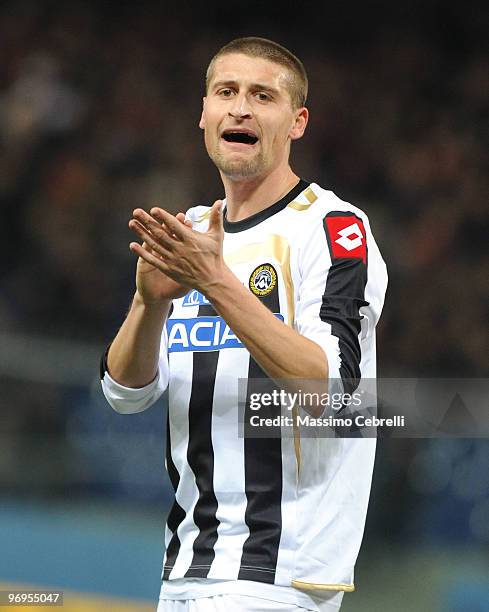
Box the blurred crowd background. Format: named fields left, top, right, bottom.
left=0, top=0, right=487, bottom=610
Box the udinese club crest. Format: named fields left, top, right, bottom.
left=249, top=263, right=277, bottom=297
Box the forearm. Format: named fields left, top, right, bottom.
left=204, top=268, right=328, bottom=383
left=107, top=292, right=170, bottom=388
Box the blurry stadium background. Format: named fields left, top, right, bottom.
left=0, top=0, right=488, bottom=610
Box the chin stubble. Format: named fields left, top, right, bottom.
left=210, top=143, right=267, bottom=179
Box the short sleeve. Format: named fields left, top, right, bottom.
left=100, top=330, right=169, bottom=414
left=295, top=211, right=370, bottom=395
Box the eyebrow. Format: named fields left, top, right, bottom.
left=211, top=80, right=280, bottom=96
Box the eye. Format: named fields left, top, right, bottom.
left=218, top=88, right=234, bottom=97
left=255, top=92, right=271, bottom=102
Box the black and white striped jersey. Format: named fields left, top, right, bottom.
left=101, top=179, right=388, bottom=593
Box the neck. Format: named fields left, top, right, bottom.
left=221, top=165, right=300, bottom=222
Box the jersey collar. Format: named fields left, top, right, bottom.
left=223, top=179, right=310, bottom=233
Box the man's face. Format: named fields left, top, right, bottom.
left=200, top=53, right=307, bottom=180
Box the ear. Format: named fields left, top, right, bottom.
left=199, top=97, right=206, bottom=130
left=289, top=106, right=309, bottom=141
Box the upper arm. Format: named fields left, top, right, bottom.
left=295, top=210, right=370, bottom=394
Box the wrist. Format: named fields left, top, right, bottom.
left=201, top=266, right=240, bottom=304
left=133, top=291, right=171, bottom=314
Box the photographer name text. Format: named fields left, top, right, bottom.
left=249, top=414, right=405, bottom=428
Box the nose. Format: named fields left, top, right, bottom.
left=229, top=94, right=252, bottom=119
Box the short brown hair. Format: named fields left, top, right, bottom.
left=206, top=37, right=308, bottom=109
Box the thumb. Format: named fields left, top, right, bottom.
left=208, top=199, right=223, bottom=234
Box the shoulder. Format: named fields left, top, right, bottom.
left=287, top=183, right=375, bottom=253
left=304, top=184, right=388, bottom=289
left=184, top=204, right=214, bottom=231
left=291, top=183, right=387, bottom=276
left=296, top=183, right=370, bottom=224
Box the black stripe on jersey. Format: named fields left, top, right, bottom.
left=239, top=282, right=283, bottom=584
left=162, top=410, right=186, bottom=580
left=183, top=302, right=221, bottom=578
left=321, top=211, right=369, bottom=394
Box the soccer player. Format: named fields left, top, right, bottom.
left=101, top=37, right=387, bottom=612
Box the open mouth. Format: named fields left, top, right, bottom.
left=222, top=131, right=259, bottom=145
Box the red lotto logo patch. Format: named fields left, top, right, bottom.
left=325, top=216, right=367, bottom=263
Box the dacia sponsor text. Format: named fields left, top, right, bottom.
left=168, top=314, right=284, bottom=352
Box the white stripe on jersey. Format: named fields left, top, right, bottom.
left=273, top=432, right=298, bottom=586
left=165, top=350, right=198, bottom=579
left=206, top=353, right=250, bottom=579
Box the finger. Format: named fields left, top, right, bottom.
left=129, top=241, right=171, bottom=273
left=175, top=212, right=194, bottom=235
left=150, top=207, right=187, bottom=240
left=130, top=212, right=175, bottom=249
left=138, top=207, right=178, bottom=241
left=129, top=219, right=172, bottom=256
left=208, top=199, right=223, bottom=234
left=175, top=213, right=193, bottom=229
left=129, top=219, right=173, bottom=257
left=132, top=209, right=176, bottom=244
left=141, top=240, right=155, bottom=256
left=140, top=241, right=167, bottom=263
left=133, top=208, right=163, bottom=228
